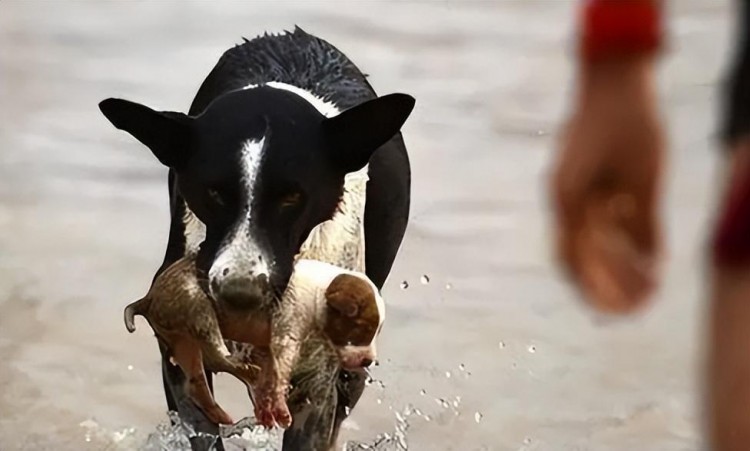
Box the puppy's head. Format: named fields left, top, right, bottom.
left=323, top=272, right=385, bottom=371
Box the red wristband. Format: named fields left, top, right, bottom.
left=580, top=0, right=664, bottom=63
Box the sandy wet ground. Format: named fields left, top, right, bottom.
left=0, top=1, right=734, bottom=449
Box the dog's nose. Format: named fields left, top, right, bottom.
left=209, top=257, right=270, bottom=310
left=360, top=358, right=373, bottom=368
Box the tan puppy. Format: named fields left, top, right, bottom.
left=124, top=256, right=265, bottom=425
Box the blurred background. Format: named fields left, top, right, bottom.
left=0, top=1, right=732, bottom=450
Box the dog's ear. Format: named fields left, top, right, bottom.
left=99, top=98, right=193, bottom=169
left=323, top=93, right=415, bottom=174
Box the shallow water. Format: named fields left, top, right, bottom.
left=0, top=1, right=733, bottom=450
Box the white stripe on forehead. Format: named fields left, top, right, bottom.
left=240, top=137, right=265, bottom=220
left=243, top=81, right=341, bottom=117
left=180, top=138, right=263, bottom=255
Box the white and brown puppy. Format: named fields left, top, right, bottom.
left=257, top=258, right=385, bottom=428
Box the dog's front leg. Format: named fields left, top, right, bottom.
left=282, top=388, right=338, bottom=451
left=159, top=340, right=225, bottom=451
left=330, top=370, right=367, bottom=447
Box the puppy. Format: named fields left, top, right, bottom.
left=124, top=256, right=264, bottom=426
left=257, top=258, right=385, bottom=428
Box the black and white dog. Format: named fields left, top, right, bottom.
left=99, top=27, right=413, bottom=450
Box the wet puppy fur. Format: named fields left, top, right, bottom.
left=124, top=256, right=385, bottom=429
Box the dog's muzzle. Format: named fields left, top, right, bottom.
left=208, top=233, right=271, bottom=310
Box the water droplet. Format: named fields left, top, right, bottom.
left=424, top=415, right=432, bottom=422
left=344, top=406, right=351, bottom=415
left=523, top=437, right=532, bottom=445
left=420, top=275, right=430, bottom=285
left=466, top=371, right=473, bottom=378
left=528, top=345, right=536, bottom=353
left=459, top=363, right=466, bottom=371
left=445, top=283, right=452, bottom=290
left=474, top=412, right=483, bottom=423
left=420, top=389, right=427, bottom=396
left=400, top=281, right=409, bottom=290
left=376, top=398, right=382, bottom=405
left=445, top=371, right=452, bottom=378
left=414, top=408, right=423, bottom=416
left=452, top=399, right=460, bottom=408
left=498, top=341, right=506, bottom=349
left=537, top=130, right=547, bottom=136
left=127, top=364, right=134, bottom=371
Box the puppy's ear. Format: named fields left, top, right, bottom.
left=325, top=274, right=369, bottom=318
left=323, top=93, right=415, bottom=174
left=99, top=98, right=193, bottom=169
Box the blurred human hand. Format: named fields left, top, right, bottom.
left=550, top=56, right=665, bottom=314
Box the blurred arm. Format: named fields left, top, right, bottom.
left=549, top=0, right=667, bottom=313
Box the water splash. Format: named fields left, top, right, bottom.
left=78, top=418, right=138, bottom=450
left=419, top=275, right=430, bottom=285
left=134, top=364, right=480, bottom=450
left=344, top=405, right=414, bottom=450
left=141, top=412, right=281, bottom=451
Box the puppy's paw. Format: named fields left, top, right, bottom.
left=271, top=396, right=292, bottom=428
left=254, top=398, right=276, bottom=429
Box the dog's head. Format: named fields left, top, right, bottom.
left=323, top=272, right=385, bottom=370
left=99, top=86, right=413, bottom=310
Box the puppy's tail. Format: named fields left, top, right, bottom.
left=124, top=297, right=151, bottom=333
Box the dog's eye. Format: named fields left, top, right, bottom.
left=207, top=189, right=225, bottom=207
left=279, top=192, right=302, bottom=209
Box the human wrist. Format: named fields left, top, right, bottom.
left=578, top=56, right=657, bottom=106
